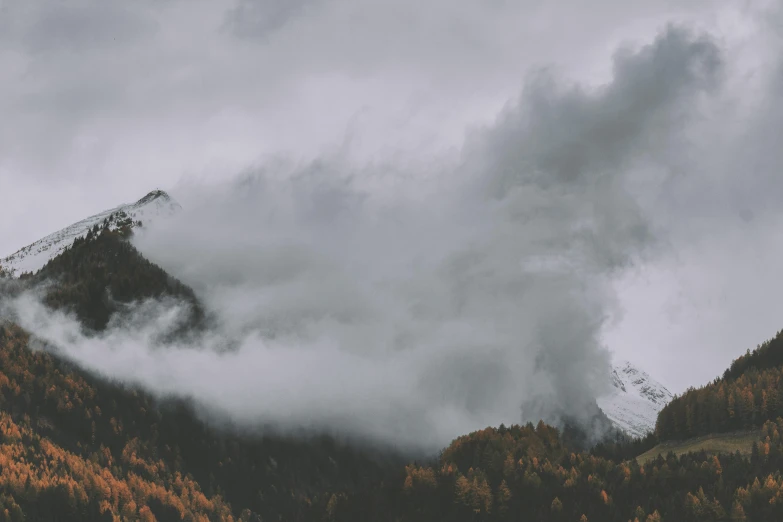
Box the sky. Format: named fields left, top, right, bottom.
left=2, top=0, right=783, bottom=407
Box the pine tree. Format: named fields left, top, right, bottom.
left=731, top=500, right=747, bottom=521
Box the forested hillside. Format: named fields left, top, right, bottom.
left=0, top=322, right=406, bottom=521
left=328, top=316, right=783, bottom=520
left=0, top=229, right=405, bottom=521
left=723, top=331, right=783, bottom=381
left=330, top=418, right=783, bottom=521
left=657, top=331, right=783, bottom=441
left=20, top=227, right=205, bottom=333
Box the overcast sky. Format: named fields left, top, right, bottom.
left=2, top=0, right=783, bottom=397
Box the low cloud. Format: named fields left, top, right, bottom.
left=0, top=26, right=733, bottom=449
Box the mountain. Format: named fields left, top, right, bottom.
left=597, top=360, right=674, bottom=438
left=2, top=190, right=671, bottom=433
left=8, top=190, right=783, bottom=520
left=0, top=190, right=180, bottom=277
left=2, top=190, right=671, bottom=434
left=28, top=228, right=206, bottom=332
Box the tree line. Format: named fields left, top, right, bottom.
left=657, top=331, right=783, bottom=441
left=329, top=418, right=783, bottom=521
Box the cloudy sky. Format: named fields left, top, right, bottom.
left=2, top=0, right=783, bottom=402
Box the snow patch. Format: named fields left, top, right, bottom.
left=0, top=190, right=181, bottom=277
left=597, top=360, right=673, bottom=438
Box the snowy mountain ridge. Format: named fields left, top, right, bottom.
left=0, top=190, right=180, bottom=277
left=597, top=360, right=674, bottom=438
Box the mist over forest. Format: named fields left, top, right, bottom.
left=2, top=1, right=783, bottom=521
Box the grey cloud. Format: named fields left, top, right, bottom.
left=474, top=25, right=722, bottom=194
left=3, top=0, right=783, bottom=445
left=463, top=26, right=724, bottom=289
left=0, top=1, right=156, bottom=53
left=225, top=0, right=319, bottom=40
left=2, top=24, right=729, bottom=448
left=0, top=0, right=730, bottom=218
left=604, top=8, right=783, bottom=390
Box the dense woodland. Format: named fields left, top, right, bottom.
left=4, top=229, right=783, bottom=520
left=0, top=322, right=408, bottom=521
left=20, top=225, right=206, bottom=333
left=331, top=418, right=783, bottom=522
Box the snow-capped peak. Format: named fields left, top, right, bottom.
left=0, top=190, right=181, bottom=277
left=597, top=360, right=673, bottom=438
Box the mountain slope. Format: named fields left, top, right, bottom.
left=0, top=322, right=405, bottom=521
left=656, top=330, right=783, bottom=441
left=0, top=190, right=180, bottom=277
left=0, top=208, right=407, bottom=520
left=4, top=190, right=672, bottom=438
left=597, top=360, right=673, bottom=438
left=330, top=343, right=783, bottom=521
left=10, top=190, right=783, bottom=521
left=29, top=228, right=206, bottom=332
